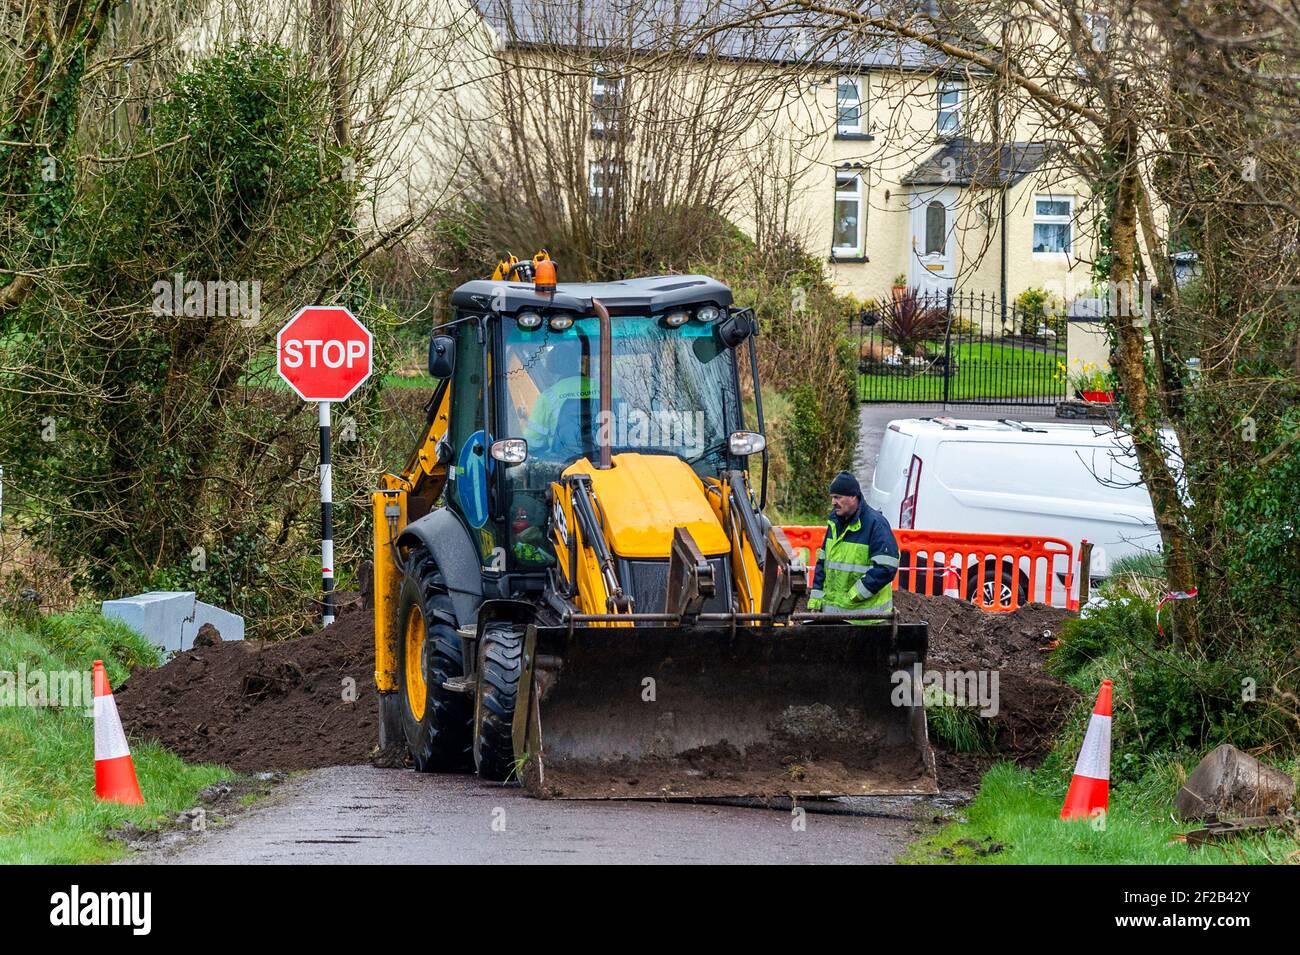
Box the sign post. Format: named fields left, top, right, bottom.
left=277, top=306, right=373, bottom=626
left=318, top=400, right=334, bottom=624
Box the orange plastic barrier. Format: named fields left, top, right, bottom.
left=780, top=526, right=1077, bottom=613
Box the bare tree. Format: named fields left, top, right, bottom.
left=451, top=0, right=833, bottom=277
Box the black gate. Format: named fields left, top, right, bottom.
left=852, top=289, right=1067, bottom=405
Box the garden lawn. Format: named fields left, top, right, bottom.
left=859, top=341, right=1064, bottom=402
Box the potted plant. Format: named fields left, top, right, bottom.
left=892, top=273, right=908, bottom=301
left=1068, top=361, right=1113, bottom=402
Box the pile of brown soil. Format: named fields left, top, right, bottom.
left=894, top=590, right=1080, bottom=790
left=117, top=609, right=379, bottom=773
left=117, top=591, right=1079, bottom=792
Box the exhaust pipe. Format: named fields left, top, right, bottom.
left=592, top=298, right=612, bottom=470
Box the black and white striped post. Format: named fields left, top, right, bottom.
left=276, top=305, right=372, bottom=631
left=319, top=400, right=335, bottom=626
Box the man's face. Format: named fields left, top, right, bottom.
left=831, top=493, right=858, bottom=518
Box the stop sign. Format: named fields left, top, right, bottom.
left=277, top=306, right=373, bottom=402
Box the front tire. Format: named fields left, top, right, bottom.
left=474, top=624, right=523, bottom=782
left=397, top=547, right=473, bottom=772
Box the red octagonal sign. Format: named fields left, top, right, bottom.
left=277, top=306, right=373, bottom=402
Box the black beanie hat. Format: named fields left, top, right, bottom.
left=829, top=471, right=862, bottom=498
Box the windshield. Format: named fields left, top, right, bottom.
left=502, top=315, right=740, bottom=472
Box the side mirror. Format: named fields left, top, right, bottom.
left=716, top=310, right=753, bottom=349
left=428, top=334, right=455, bottom=379
left=728, top=431, right=766, bottom=456
left=490, top=438, right=528, bottom=465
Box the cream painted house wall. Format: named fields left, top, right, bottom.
left=787, top=69, right=1097, bottom=307
left=470, top=48, right=1098, bottom=308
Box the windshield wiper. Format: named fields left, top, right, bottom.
left=686, top=440, right=728, bottom=465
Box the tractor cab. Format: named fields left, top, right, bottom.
left=435, top=269, right=767, bottom=573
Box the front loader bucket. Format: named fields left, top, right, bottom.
left=515, top=622, right=937, bottom=800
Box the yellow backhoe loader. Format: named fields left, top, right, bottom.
left=371, top=252, right=936, bottom=799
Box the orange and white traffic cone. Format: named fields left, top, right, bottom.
left=1060, top=678, right=1111, bottom=820
left=93, top=660, right=144, bottom=805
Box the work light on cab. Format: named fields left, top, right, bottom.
left=516, top=310, right=543, bottom=330
left=695, top=304, right=722, bottom=323
left=663, top=309, right=690, bottom=328
left=548, top=314, right=574, bottom=331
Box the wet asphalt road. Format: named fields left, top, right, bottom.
left=134, top=765, right=934, bottom=865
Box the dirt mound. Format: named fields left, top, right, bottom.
left=118, top=590, right=1080, bottom=790
left=894, top=589, right=1080, bottom=790
left=116, top=611, right=379, bottom=773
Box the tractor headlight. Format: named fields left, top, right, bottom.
left=663, top=309, right=690, bottom=328
left=728, top=431, right=766, bottom=456
left=548, top=314, right=574, bottom=331
left=490, top=438, right=529, bottom=465
left=695, top=305, right=722, bottom=323
left=516, top=310, right=543, bottom=330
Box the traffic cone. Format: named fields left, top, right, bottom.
left=93, top=660, right=144, bottom=805
left=1060, top=679, right=1111, bottom=820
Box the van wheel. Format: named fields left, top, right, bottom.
left=965, top=559, right=1030, bottom=609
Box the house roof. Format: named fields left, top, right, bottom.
left=472, top=0, right=960, bottom=72
left=901, top=140, right=1052, bottom=188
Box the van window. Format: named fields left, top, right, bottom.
left=935, top=440, right=1151, bottom=506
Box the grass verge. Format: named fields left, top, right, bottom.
left=906, top=761, right=1299, bottom=865
left=0, top=608, right=235, bottom=863
left=908, top=565, right=1300, bottom=865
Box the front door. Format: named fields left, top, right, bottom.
left=907, top=187, right=959, bottom=300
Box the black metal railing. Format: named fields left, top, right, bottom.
left=852, top=289, right=1067, bottom=405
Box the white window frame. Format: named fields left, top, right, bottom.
left=1032, top=194, right=1074, bottom=256
left=836, top=75, right=864, bottom=136
left=832, top=170, right=864, bottom=257
left=936, top=80, right=963, bottom=137
left=591, top=73, right=625, bottom=137
left=588, top=159, right=622, bottom=201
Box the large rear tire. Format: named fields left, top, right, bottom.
left=397, top=547, right=473, bottom=772
left=474, top=623, right=523, bottom=782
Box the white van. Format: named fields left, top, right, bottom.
left=868, top=417, right=1172, bottom=590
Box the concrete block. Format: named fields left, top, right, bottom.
left=182, top=600, right=244, bottom=648
left=102, top=591, right=244, bottom=654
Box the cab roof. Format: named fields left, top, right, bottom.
left=449, top=274, right=733, bottom=315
